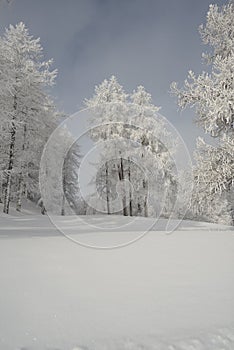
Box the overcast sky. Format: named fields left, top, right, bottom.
left=0, top=0, right=227, bottom=156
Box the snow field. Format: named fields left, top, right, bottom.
left=0, top=214, right=233, bottom=350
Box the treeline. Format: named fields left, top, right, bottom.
left=0, top=0, right=233, bottom=225
left=85, top=0, right=234, bottom=224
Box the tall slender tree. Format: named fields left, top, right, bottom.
left=171, top=1, right=234, bottom=223
left=63, top=140, right=82, bottom=215
left=85, top=76, right=129, bottom=215
left=0, top=23, right=57, bottom=213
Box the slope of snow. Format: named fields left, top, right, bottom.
left=0, top=214, right=233, bottom=350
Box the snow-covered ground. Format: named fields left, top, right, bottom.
left=0, top=211, right=233, bottom=350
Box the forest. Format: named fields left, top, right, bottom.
left=0, top=1, right=233, bottom=225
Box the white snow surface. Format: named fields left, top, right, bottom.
left=0, top=211, right=233, bottom=350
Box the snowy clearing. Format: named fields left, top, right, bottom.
left=0, top=213, right=233, bottom=350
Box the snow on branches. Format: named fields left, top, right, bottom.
left=171, top=1, right=234, bottom=224
left=85, top=76, right=177, bottom=217
left=0, top=23, right=59, bottom=213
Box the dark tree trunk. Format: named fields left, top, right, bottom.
left=105, top=161, right=110, bottom=214
left=3, top=95, right=17, bottom=214
left=61, top=193, right=65, bottom=216
left=16, top=124, right=27, bottom=212
left=128, top=157, right=133, bottom=216
left=118, top=157, right=128, bottom=216
left=143, top=179, right=148, bottom=217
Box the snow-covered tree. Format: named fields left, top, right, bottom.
left=40, top=126, right=76, bottom=215
left=85, top=77, right=177, bottom=217
left=171, top=1, right=234, bottom=224
left=171, top=2, right=234, bottom=138
left=191, top=137, right=233, bottom=224
left=85, top=76, right=130, bottom=215
left=85, top=75, right=128, bottom=141
left=130, top=85, right=177, bottom=217
left=13, top=103, right=59, bottom=212
left=200, top=1, right=234, bottom=61
left=63, top=140, right=82, bottom=214
left=194, top=137, right=233, bottom=194
left=0, top=22, right=57, bottom=213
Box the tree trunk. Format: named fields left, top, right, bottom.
left=105, top=162, right=111, bottom=215
left=144, top=197, right=148, bottom=217
left=128, top=157, right=133, bottom=216
left=118, top=157, right=128, bottom=216
left=0, top=176, right=3, bottom=203
left=61, top=193, right=65, bottom=216
left=3, top=95, right=17, bottom=214
left=16, top=176, right=23, bottom=212
left=143, top=179, right=148, bottom=217
left=16, top=124, right=27, bottom=212
left=41, top=204, right=46, bottom=215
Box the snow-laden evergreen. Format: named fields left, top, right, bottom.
left=63, top=140, right=83, bottom=214
left=39, top=124, right=83, bottom=216
left=171, top=2, right=234, bottom=138
left=0, top=23, right=58, bottom=213
left=85, top=77, right=177, bottom=217
left=171, top=1, right=234, bottom=224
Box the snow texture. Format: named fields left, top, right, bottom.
left=0, top=211, right=233, bottom=350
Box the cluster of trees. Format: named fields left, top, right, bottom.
left=171, top=1, right=234, bottom=224
left=85, top=76, right=177, bottom=217
left=0, top=23, right=81, bottom=215
left=0, top=0, right=233, bottom=225
left=85, top=0, right=234, bottom=224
